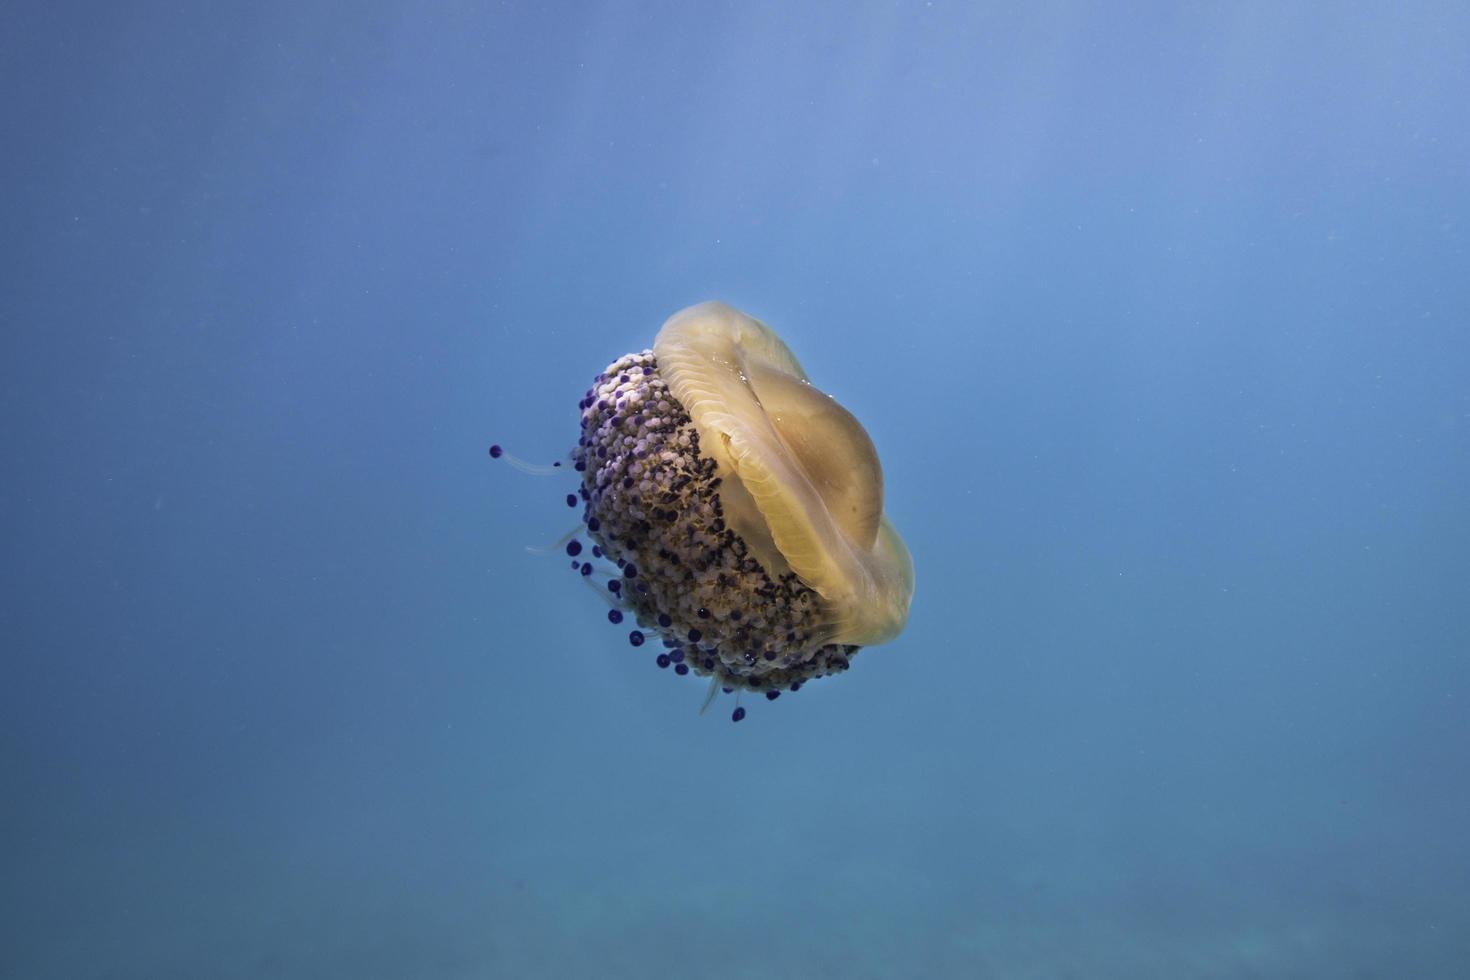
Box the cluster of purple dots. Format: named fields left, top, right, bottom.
left=492, top=387, right=797, bottom=726
left=556, top=530, right=750, bottom=706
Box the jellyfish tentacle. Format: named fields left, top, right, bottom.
left=579, top=572, right=630, bottom=611
left=492, top=446, right=568, bottom=476
left=523, top=526, right=581, bottom=556
left=699, top=674, right=720, bottom=714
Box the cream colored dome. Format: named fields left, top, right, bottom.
left=653, top=302, right=913, bottom=647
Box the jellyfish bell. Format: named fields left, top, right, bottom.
left=493, top=301, right=913, bottom=720
left=653, top=302, right=913, bottom=647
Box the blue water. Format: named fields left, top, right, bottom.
left=3, top=3, right=1468, bottom=977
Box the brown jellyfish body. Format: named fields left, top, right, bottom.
left=561, top=301, right=914, bottom=709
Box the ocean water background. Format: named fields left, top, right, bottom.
left=3, top=3, right=1468, bottom=978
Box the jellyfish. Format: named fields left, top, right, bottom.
left=492, top=301, right=913, bottom=720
